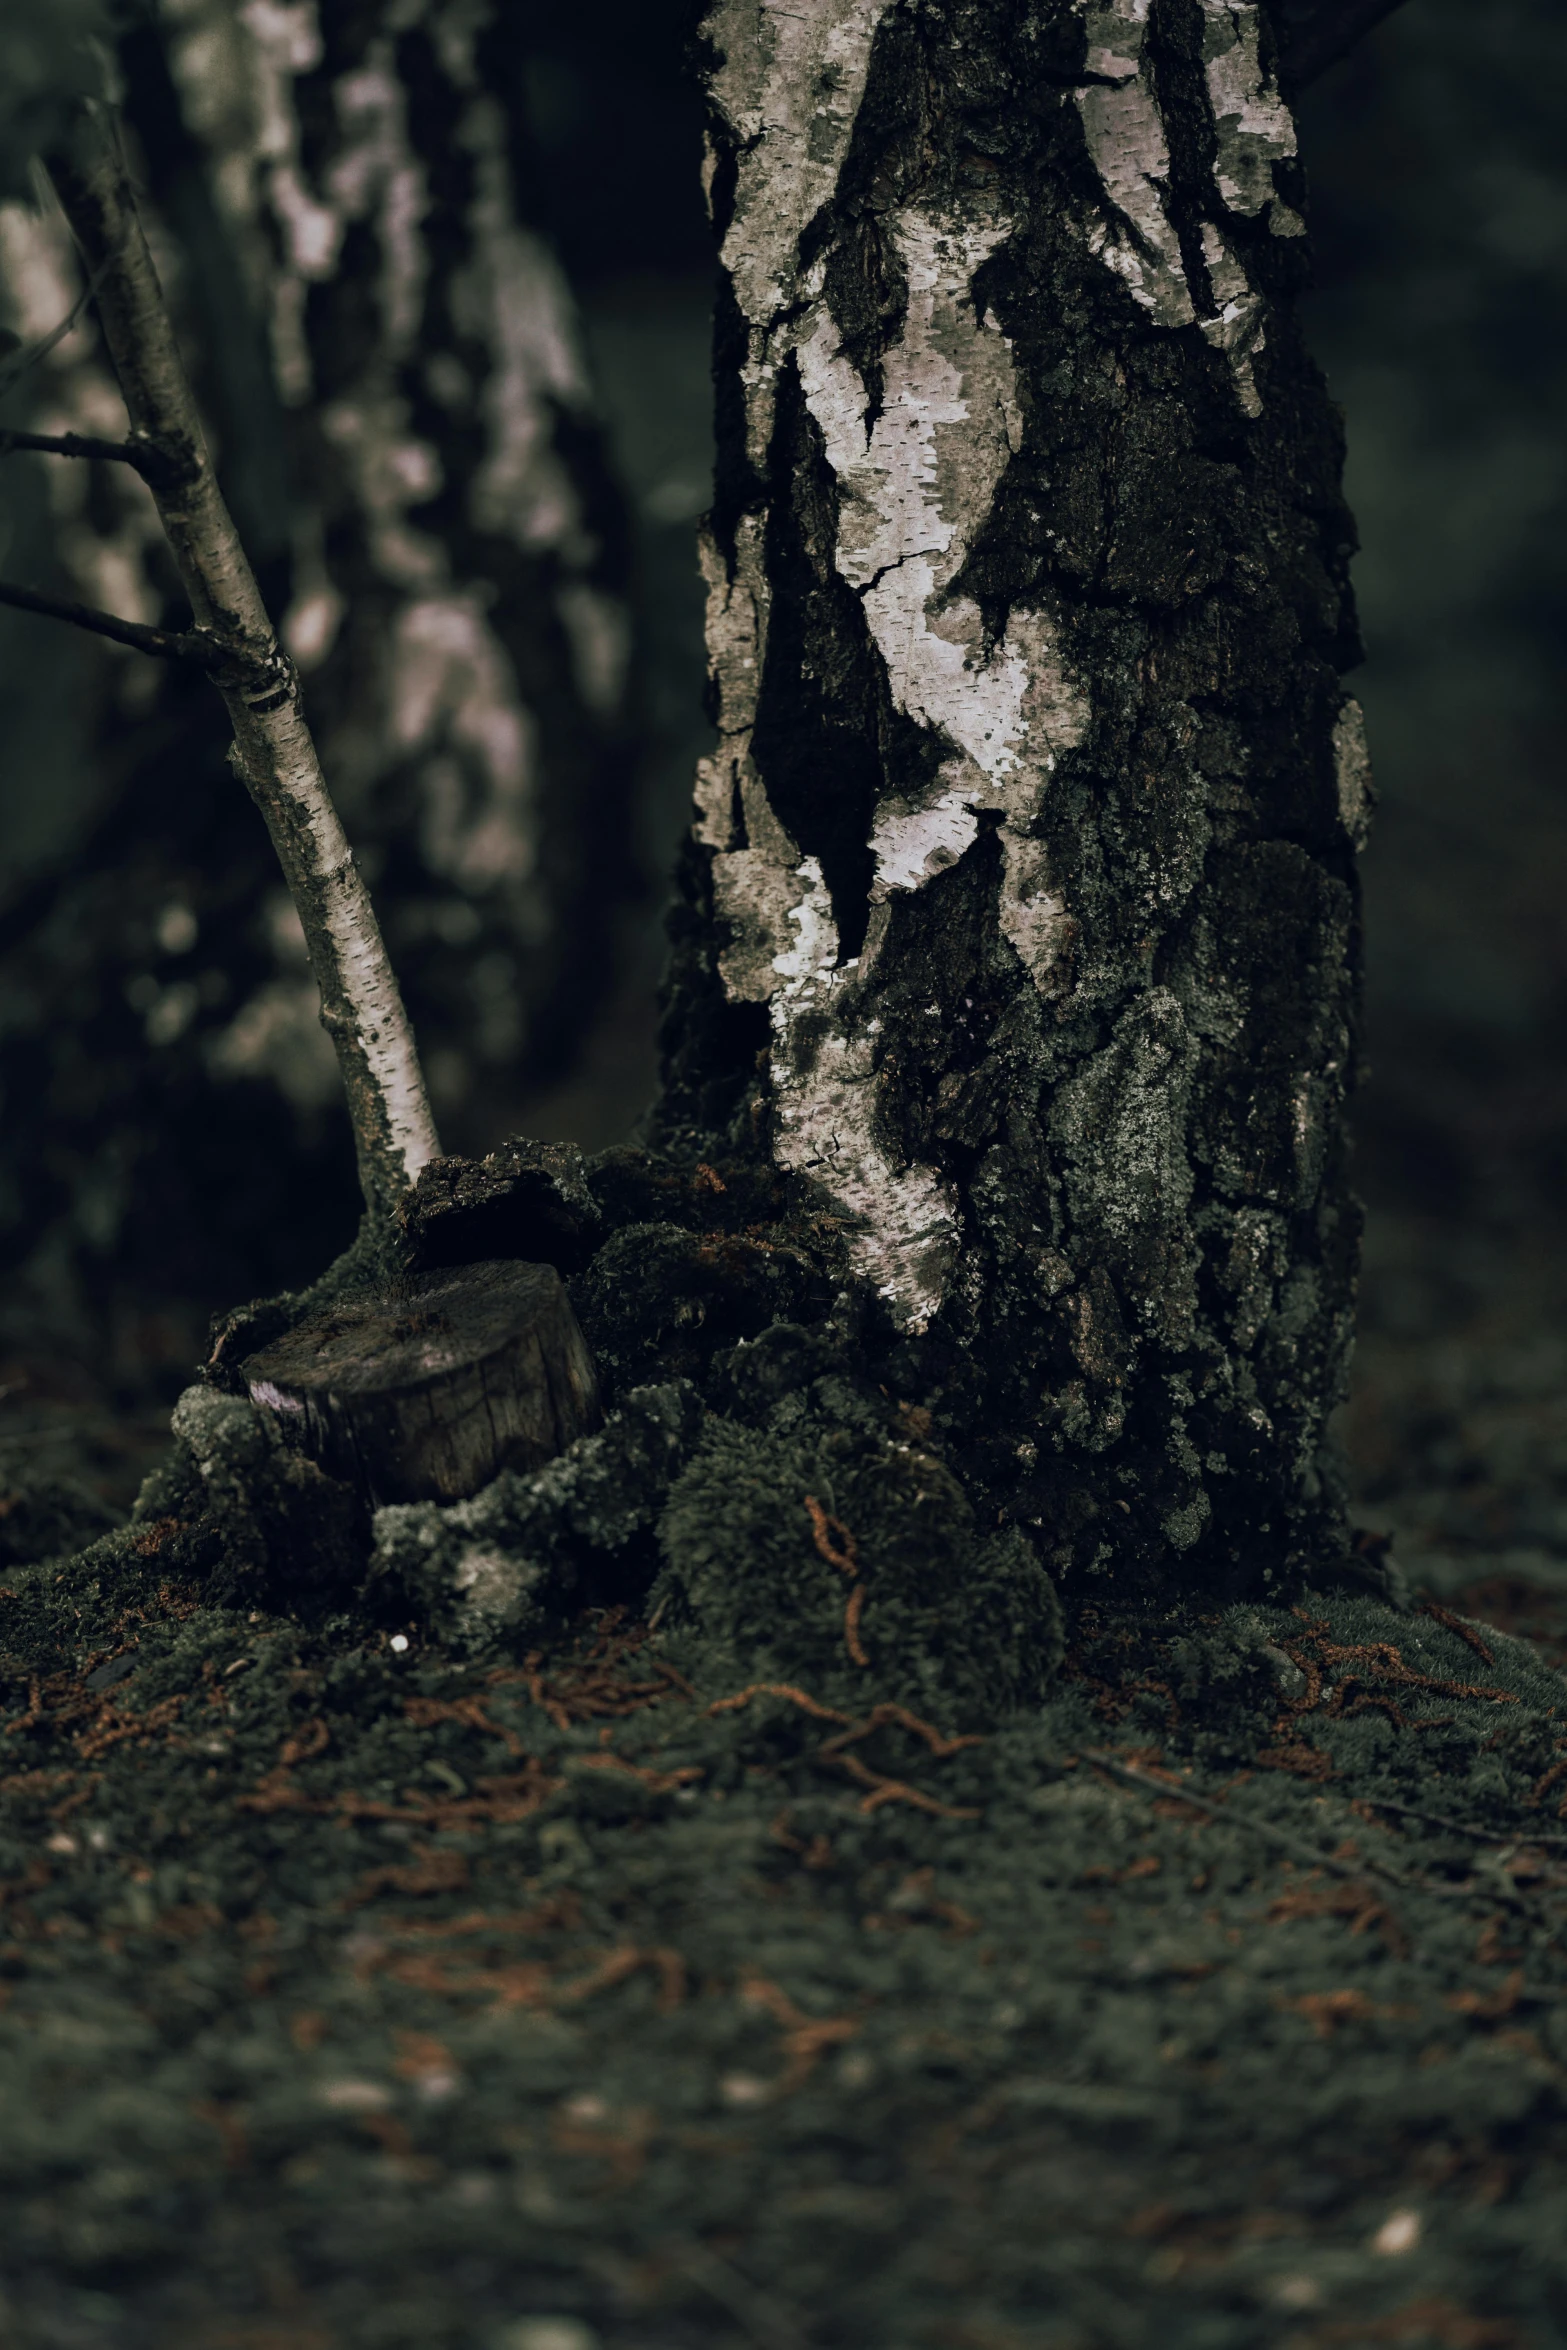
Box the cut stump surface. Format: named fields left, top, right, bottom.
left=241, top=1260, right=600, bottom=1507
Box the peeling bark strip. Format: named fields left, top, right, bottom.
left=665, top=0, right=1368, bottom=1592
left=49, top=123, right=438, bottom=1223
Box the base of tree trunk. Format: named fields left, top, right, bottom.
left=240, top=1261, right=600, bottom=1508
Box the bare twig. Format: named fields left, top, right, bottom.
left=1287, top=0, right=1413, bottom=90
left=676, top=2242, right=811, bottom=2350
left=0, top=422, right=193, bottom=499
left=0, top=425, right=146, bottom=469
left=41, top=109, right=438, bottom=1225
left=0, top=576, right=224, bottom=668
left=1362, top=1792, right=1567, bottom=1854
left=1079, top=1752, right=1560, bottom=1931
left=1080, top=1751, right=1416, bottom=1891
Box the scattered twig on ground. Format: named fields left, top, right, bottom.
left=1361, top=1792, right=1567, bottom=1853
left=817, top=1705, right=985, bottom=1760
left=707, top=1685, right=984, bottom=1813
left=1080, top=1753, right=1567, bottom=1957
left=706, top=1684, right=852, bottom=1727
left=843, top=1582, right=869, bottom=1669
left=1079, top=1750, right=1417, bottom=1892
left=521, top=1610, right=683, bottom=1728
left=1267, top=1875, right=1408, bottom=1955
left=738, top=1969, right=859, bottom=2096
left=567, top=1751, right=704, bottom=1795
left=832, top=1752, right=982, bottom=1820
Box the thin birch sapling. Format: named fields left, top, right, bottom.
left=0, top=105, right=600, bottom=1502
left=2, top=109, right=438, bottom=1228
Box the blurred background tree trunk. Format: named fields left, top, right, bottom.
left=0, top=0, right=650, bottom=1382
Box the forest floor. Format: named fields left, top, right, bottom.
left=1, top=1196, right=1565, bottom=2350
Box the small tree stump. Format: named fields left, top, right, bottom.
left=240, top=1261, right=601, bottom=1507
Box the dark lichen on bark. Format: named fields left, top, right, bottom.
left=657, top=0, right=1372, bottom=1607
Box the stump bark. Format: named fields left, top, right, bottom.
left=241, top=1262, right=601, bottom=1508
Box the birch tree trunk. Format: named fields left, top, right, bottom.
left=659, top=0, right=1371, bottom=1595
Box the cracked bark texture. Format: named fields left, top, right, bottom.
left=659, top=0, right=1370, bottom=1596
left=0, top=0, right=640, bottom=1360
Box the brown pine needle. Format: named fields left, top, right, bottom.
left=804, top=1494, right=858, bottom=1577
left=706, top=1684, right=854, bottom=1726
left=1422, top=1602, right=1497, bottom=1665
left=835, top=1753, right=982, bottom=1819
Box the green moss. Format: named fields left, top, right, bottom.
left=657, top=1415, right=1064, bottom=1729
left=368, top=1382, right=706, bottom=1645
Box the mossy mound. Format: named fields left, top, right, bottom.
left=129, top=1385, right=369, bottom=1615
left=656, top=1415, right=1063, bottom=1729
left=165, top=1136, right=1073, bottom=1721
left=195, top=1139, right=1374, bottom=1690
left=152, top=1351, right=1063, bottom=1732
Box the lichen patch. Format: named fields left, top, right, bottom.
left=1333, top=697, right=1375, bottom=852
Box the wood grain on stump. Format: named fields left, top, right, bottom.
left=241, top=1261, right=601, bottom=1507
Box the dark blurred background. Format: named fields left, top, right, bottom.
left=1296, top=0, right=1567, bottom=1642
left=1, top=0, right=1565, bottom=1638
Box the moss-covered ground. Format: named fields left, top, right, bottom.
left=0, top=1149, right=1563, bottom=2350
left=1, top=1483, right=1565, bottom=2350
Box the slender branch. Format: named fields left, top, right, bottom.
left=1362, top=1792, right=1567, bottom=1854
left=1080, top=1751, right=1417, bottom=1891
left=1287, top=0, right=1414, bottom=90
left=0, top=423, right=188, bottom=494
left=1081, top=1751, right=1545, bottom=1920
left=0, top=425, right=143, bottom=466
left=0, top=576, right=224, bottom=668
left=43, top=108, right=440, bottom=1228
